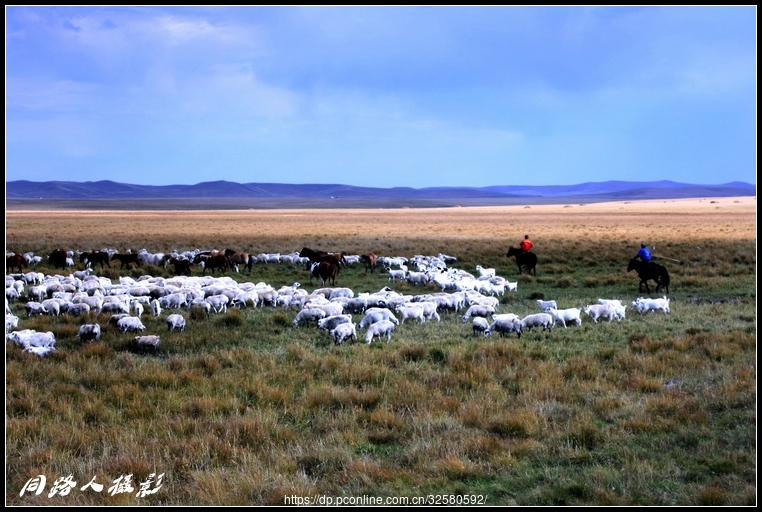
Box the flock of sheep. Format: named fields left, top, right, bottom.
left=5, top=248, right=671, bottom=356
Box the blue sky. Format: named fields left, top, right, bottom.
left=6, top=6, right=757, bottom=188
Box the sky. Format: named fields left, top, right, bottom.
left=5, top=6, right=757, bottom=189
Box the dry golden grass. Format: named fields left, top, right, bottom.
left=5, top=197, right=756, bottom=252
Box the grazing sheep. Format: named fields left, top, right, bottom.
left=65, top=302, right=91, bottom=317
left=475, top=265, right=496, bottom=278
left=471, top=317, right=490, bottom=336
left=583, top=304, right=617, bottom=323
left=397, top=304, right=426, bottom=324
left=506, top=281, right=518, bottom=292
left=24, top=301, right=48, bottom=317
left=344, top=297, right=369, bottom=314
left=461, top=304, right=496, bottom=322
left=364, top=319, right=396, bottom=344
left=134, top=335, right=161, bottom=352
left=547, top=307, right=582, bottom=328
left=358, top=308, right=399, bottom=329
left=293, top=308, right=327, bottom=327
left=166, top=313, right=186, bottom=332
left=132, top=300, right=144, bottom=318
left=117, top=316, right=146, bottom=333
left=107, top=313, right=131, bottom=326
left=150, top=298, right=162, bottom=317
left=484, top=318, right=522, bottom=338
left=8, top=329, right=57, bottom=350
left=330, top=322, right=357, bottom=345
left=6, top=313, right=19, bottom=331
left=632, top=296, right=670, bottom=314
left=317, top=314, right=352, bottom=332
left=78, top=323, right=101, bottom=342
left=535, top=299, right=558, bottom=312
left=520, top=313, right=554, bottom=333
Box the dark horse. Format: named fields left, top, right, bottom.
left=506, top=247, right=537, bottom=275
left=111, top=252, right=141, bottom=269
left=299, top=247, right=347, bottom=268
left=627, top=258, right=670, bottom=294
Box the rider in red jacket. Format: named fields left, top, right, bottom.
left=520, top=235, right=533, bottom=252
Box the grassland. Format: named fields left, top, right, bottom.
left=5, top=196, right=756, bottom=505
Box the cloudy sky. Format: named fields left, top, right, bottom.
left=6, top=6, right=756, bottom=188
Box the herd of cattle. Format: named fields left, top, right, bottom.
left=6, top=247, right=671, bottom=357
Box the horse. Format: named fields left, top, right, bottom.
left=6, top=253, right=25, bottom=273
left=310, top=261, right=340, bottom=286
left=80, top=250, right=110, bottom=269
left=506, top=247, right=537, bottom=276
left=627, top=258, right=670, bottom=294
left=168, top=257, right=193, bottom=276
left=111, top=253, right=141, bottom=269
left=300, top=247, right=347, bottom=268
left=48, top=249, right=69, bottom=270
left=202, top=254, right=229, bottom=275
left=224, top=249, right=253, bottom=273
left=360, top=253, right=378, bottom=274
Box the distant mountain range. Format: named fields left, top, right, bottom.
left=5, top=179, right=756, bottom=209
left=6, top=179, right=756, bottom=199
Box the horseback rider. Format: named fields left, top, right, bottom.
left=635, top=243, right=651, bottom=264
left=520, top=235, right=533, bottom=253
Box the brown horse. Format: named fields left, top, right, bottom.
left=506, top=247, right=537, bottom=275
left=224, top=249, right=253, bottom=273
left=48, top=249, right=68, bottom=269
left=6, top=253, right=25, bottom=273
left=360, top=253, right=378, bottom=274
left=111, top=253, right=141, bottom=269
left=310, top=261, right=340, bottom=286
left=80, top=250, right=110, bottom=269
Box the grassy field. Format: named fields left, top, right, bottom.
left=5, top=196, right=756, bottom=505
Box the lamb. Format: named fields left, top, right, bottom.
left=461, top=304, right=496, bottom=322
left=471, top=317, right=490, bottom=336
left=547, top=307, right=582, bottom=328
left=505, top=281, right=518, bottom=292
left=358, top=308, right=399, bottom=329
left=484, top=318, right=522, bottom=338
left=330, top=322, right=357, bottom=345
left=6, top=313, right=19, bottom=331
left=364, top=319, right=396, bottom=344
left=150, top=298, right=162, bottom=317
left=632, top=296, right=670, bottom=314
left=535, top=299, right=558, bottom=312
left=132, top=300, right=144, bottom=318
left=166, top=313, right=187, bottom=332
left=134, top=335, right=161, bottom=352
left=475, top=265, right=496, bottom=278
left=293, top=308, right=327, bottom=327
left=405, top=271, right=430, bottom=286
left=78, top=323, right=102, bottom=342
left=520, top=313, right=554, bottom=333
left=396, top=304, right=426, bottom=324
left=117, top=316, right=146, bottom=333
left=583, top=304, right=617, bottom=323
left=317, top=314, right=352, bottom=332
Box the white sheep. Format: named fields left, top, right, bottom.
left=471, top=317, right=490, bottom=336
left=65, top=302, right=91, bottom=317
left=6, top=313, right=19, bottom=331
left=293, top=308, right=327, bottom=327
left=535, top=299, right=558, bottom=312
left=547, top=307, right=582, bottom=328
left=583, top=304, right=616, bottom=323
left=150, top=298, right=162, bottom=317
left=25, top=345, right=57, bottom=357
left=8, top=329, right=57, bottom=349
left=484, top=318, right=522, bottom=338
left=632, top=296, right=670, bottom=314
left=78, top=324, right=102, bottom=342
left=396, top=304, right=426, bottom=324
left=408, top=301, right=441, bottom=322
left=317, top=314, right=352, bottom=332
left=358, top=308, right=399, bottom=329
left=385, top=267, right=407, bottom=283
left=506, top=281, right=518, bottom=292
left=166, top=313, right=186, bottom=332
left=205, top=294, right=229, bottom=314
left=330, top=322, right=357, bottom=345
left=461, top=304, right=496, bottom=322
left=24, top=302, right=48, bottom=317
left=134, top=335, right=161, bottom=352
left=365, top=319, right=396, bottom=344
left=475, top=265, right=496, bottom=278
left=520, top=313, right=554, bottom=333
left=117, top=316, right=146, bottom=333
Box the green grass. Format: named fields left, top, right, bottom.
left=6, top=238, right=756, bottom=505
